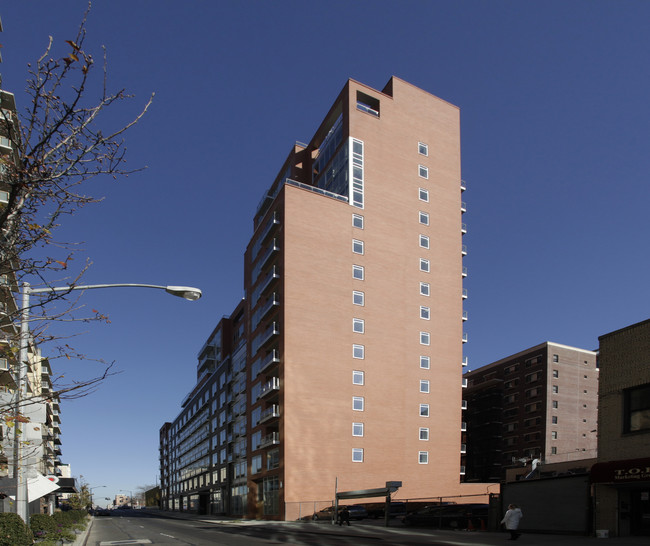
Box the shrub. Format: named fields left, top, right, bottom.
left=0, top=512, right=34, bottom=546
left=30, top=513, right=57, bottom=540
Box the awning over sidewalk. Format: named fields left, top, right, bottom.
left=591, top=456, right=650, bottom=484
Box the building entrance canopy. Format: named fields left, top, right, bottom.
left=591, top=457, right=650, bottom=484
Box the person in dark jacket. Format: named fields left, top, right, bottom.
left=338, top=506, right=350, bottom=526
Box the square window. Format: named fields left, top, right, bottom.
left=419, top=234, right=429, bottom=249
left=419, top=427, right=429, bottom=440
left=420, top=380, right=430, bottom=393
left=353, top=265, right=364, bottom=280
left=353, top=396, right=364, bottom=411
left=419, top=211, right=429, bottom=225
left=420, top=282, right=430, bottom=296
left=420, top=404, right=429, bottom=417
left=353, top=344, right=365, bottom=359
left=352, top=370, right=364, bottom=385
left=353, top=318, right=364, bottom=333
left=419, top=188, right=429, bottom=202
left=352, top=239, right=364, bottom=255
left=352, top=448, right=364, bottom=462
left=352, top=422, right=364, bottom=437
left=352, top=214, right=364, bottom=229
left=420, top=258, right=430, bottom=272
left=419, top=451, right=429, bottom=464
left=420, top=332, right=430, bottom=345
left=353, top=291, right=365, bottom=306
left=419, top=165, right=429, bottom=179
left=418, top=142, right=428, bottom=156
left=420, top=306, right=430, bottom=320
left=420, top=356, right=430, bottom=369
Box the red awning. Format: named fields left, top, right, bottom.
left=591, top=457, right=650, bottom=484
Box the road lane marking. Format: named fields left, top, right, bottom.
left=160, top=533, right=175, bottom=538
left=99, top=538, right=153, bottom=546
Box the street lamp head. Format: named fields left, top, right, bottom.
left=164, top=286, right=202, bottom=301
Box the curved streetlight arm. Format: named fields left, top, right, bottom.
left=26, top=283, right=202, bottom=301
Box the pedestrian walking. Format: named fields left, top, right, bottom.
left=500, top=503, right=523, bottom=540
left=338, top=506, right=350, bottom=526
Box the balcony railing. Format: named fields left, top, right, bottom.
left=462, top=311, right=468, bottom=322
left=461, top=245, right=467, bottom=256
left=461, top=422, right=467, bottom=432
left=462, top=289, right=468, bottom=299
left=260, top=377, right=280, bottom=399
left=460, top=444, right=467, bottom=454
left=462, top=377, right=468, bottom=388
left=460, top=466, right=466, bottom=475
left=260, top=293, right=280, bottom=321
left=260, top=404, right=280, bottom=424
left=257, top=212, right=280, bottom=244
left=260, top=349, right=280, bottom=373
left=462, top=266, right=468, bottom=278
left=462, top=356, right=468, bottom=367
left=462, top=333, right=468, bottom=343
left=259, top=239, right=280, bottom=269
left=461, top=400, right=468, bottom=410
left=461, top=202, right=467, bottom=213
left=460, top=179, right=466, bottom=192
left=461, top=223, right=467, bottom=235
left=259, top=431, right=280, bottom=449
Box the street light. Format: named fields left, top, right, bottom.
left=89, top=485, right=106, bottom=510
left=14, top=282, right=202, bottom=521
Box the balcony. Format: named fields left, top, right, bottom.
left=258, top=266, right=279, bottom=297
left=460, top=466, right=466, bottom=475
left=462, top=356, right=468, bottom=367
left=462, top=310, right=468, bottom=322
left=460, top=444, right=467, bottom=454
left=260, top=349, right=280, bottom=373
left=460, top=179, right=466, bottom=192
left=461, top=245, right=467, bottom=257
left=461, top=422, right=467, bottom=432
left=260, top=293, right=280, bottom=321
left=462, top=332, right=468, bottom=344
left=462, top=289, right=468, bottom=300
left=258, top=212, right=280, bottom=244
left=259, top=431, right=280, bottom=449
left=260, top=404, right=280, bottom=424
left=260, top=377, right=280, bottom=399
left=258, top=322, right=279, bottom=349
left=461, top=400, right=468, bottom=410
left=461, top=201, right=467, bottom=213
left=259, top=239, right=280, bottom=269
left=462, top=266, right=467, bottom=278
left=461, top=223, right=467, bottom=235
left=462, top=378, right=468, bottom=388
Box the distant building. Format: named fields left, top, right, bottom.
left=592, top=318, right=650, bottom=537
left=159, top=76, right=491, bottom=520
left=463, top=342, right=598, bottom=482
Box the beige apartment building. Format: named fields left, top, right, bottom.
left=161, top=76, right=489, bottom=520
left=463, top=342, right=598, bottom=482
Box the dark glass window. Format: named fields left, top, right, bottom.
left=624, top=383, right=650, bottom=433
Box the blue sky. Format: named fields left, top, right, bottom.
left=2, top=1, right=649, bottom=505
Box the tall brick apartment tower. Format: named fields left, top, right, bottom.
left=160, top=77, right=489, bottom=520
left=245, top=77, right=484, bottom=519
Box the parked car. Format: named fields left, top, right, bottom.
left=347, top=504, right=368, bottom=520
left=311, top=504, right=367, bottom=521
left=402, top=503, right=489, bottom=529
left=365, top=502, right=407, bottom=519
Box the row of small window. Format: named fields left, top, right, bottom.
left=353, top=399, right=432, bottom=415
left=353, top=333, right=430, bottom=358
left=351, top=448, right=431, bottom=464
left=351, top=422, right=431, bottom=440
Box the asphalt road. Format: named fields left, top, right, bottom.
left=84, top=509, right=649, bottom=546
